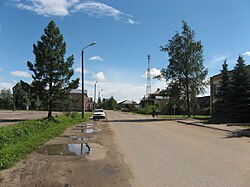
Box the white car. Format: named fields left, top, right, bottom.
left=93, top=109, right=105, bottom=120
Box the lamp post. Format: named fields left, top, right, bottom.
left=98, top=89, right=103, bottom=99
left=93, top=81, right=98, bottom=112
left=82, top=42, right=96, bottom=119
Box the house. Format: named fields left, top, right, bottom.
left=54, top=89, right=93, bottom=111
left=210, top=64, right=250, bottom=115
left=140, top=88, right=168, bottom=107
left=197, top=96, right=210, bottom=115
left=118, top=100, right=138, bottom=111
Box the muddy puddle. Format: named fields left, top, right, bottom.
left=75, top=124, right=94, bottom=128
left=67, top=135, right=90, bottom=141
left=72, top=128, right=96, bottom=133
left=36, top=143, right=91, bottom=156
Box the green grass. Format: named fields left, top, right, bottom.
left=160, top=115, right=188, bottom=119
left=0, top=112, right=92, bottom=170
left=159, top=115, right=210, bottom=120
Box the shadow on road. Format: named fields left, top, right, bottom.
left=0, top=119, right=27, bottom=123
left=224, top=128, right=250, bottom=138
left=106, top=118, right=178, bottom=123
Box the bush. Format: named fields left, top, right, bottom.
left=136, top=105, right=155, bottom=115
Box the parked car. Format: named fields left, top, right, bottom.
left=93, top=109, right=105, bottom=120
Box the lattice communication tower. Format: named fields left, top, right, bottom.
left=146, top=55, right=151, bottom=98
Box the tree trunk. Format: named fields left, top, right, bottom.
left=48, top=77, right=53, bottom=118
left=48, top=99, right=52, bottom=118
left=186, top=84, right=191, bottom=117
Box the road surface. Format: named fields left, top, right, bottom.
left=108, top=110, right=250, bottom=187
left=0, top=110, right=62, bottom=127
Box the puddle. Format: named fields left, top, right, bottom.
left=73, top=129, right=96, bottom=133
left=68, top=136, right=89, bottom=141
left=100, top=167, right=115, bottom=176
left=37, top=143, right=91, bottom=156
left=75, top=124, right=94, bottom=128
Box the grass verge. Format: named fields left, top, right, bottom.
left=160, top=115, right=210, bottom=120
left=0, top=112, right=92, bottom=170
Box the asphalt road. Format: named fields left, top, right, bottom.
left=107, top=110, right=250, bottom=187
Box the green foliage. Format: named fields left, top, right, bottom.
left=0, top=113, right=91, bottom=169
left=213, top=56, right=250, bottom=123
left=99, top=96, right=118, bottom=110
left=160, top=21, right=208, bottom=116
left=27, top=20, right=79, bottom=118
left=229, top=56, right=250, bottom=122
left=0, top=89, right=13, bottom=110
left=136, top=104, right=155, bottom=115
left=13, top=80, right=31, bottom=110
left=213, top=59, right=232, bottom=121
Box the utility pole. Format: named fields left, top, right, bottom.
left=81, top=42, right=96, bottom=119
left=93, top=81, right=98, bottom=111
left=146, top=55, right=151, bottom=98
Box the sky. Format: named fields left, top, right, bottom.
left=0, top=0, right=250, bottom=102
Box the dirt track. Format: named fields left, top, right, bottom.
left=0, top=117, right=132, bottom=187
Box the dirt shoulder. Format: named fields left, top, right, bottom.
left=0, top=117, right=133, bottom=187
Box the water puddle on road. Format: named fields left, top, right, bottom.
left=75, top=124, right=94, bottom=128
left=36, top=143, right=90, bottom=156
left=68, top=136, right=89, bottom=141
left=73, top=129, right=96, bottom=133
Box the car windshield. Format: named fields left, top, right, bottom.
left=95, top=109, right=104, bottom=112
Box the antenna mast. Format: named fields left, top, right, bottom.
left=146, top=55, right=151, bottom=98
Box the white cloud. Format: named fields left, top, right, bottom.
left=74, top=67, right=89, bottom=74
left=0, top=67, right=3, bottom=72
left=11, top=71, right=31, bottom=78
left=73, top=1, right=125, bottom=20
left=243, top=51, right=250, bottom=57
left=142, top=68, right=161, bottom=78
left=75, top=67, right=82, bottom=73
left=127, top=19, right=139, bottom=25
left=92, top=72, right=106, bottom=82
left=14, top=0, right=77, bottom=17
left=89, top=56, right=103, bottom=61
left=0, top=82, right=14, bottom=90
left=13, top=0, right=138, bottom=24
left=206, top=55, right=228, bottom=69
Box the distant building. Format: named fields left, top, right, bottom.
left=140, top=88, right=168, bottom=107
left=55, top=89, right=93, bottom=111
left=118, top=100, right=138, bottom=111
left=197, top=96, right=210, bottom=115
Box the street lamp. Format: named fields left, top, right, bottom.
left=93, top=81, right=98, bottom=112
left=82, top=42, right=96, bottom=119
left=98, top=89, right=103, bottom=99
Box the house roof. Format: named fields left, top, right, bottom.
left=119, top=100, right=137, bottom=105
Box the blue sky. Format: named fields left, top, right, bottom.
left=0, top=0, right=250, bottom=102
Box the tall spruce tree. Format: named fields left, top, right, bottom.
left=27, top=20, right=79, bottom=118
left=160, top=21, right=208, bottom=116
left=230, top=56, right=250, bottom=122
left=213, top=59, right=231, bottom=121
